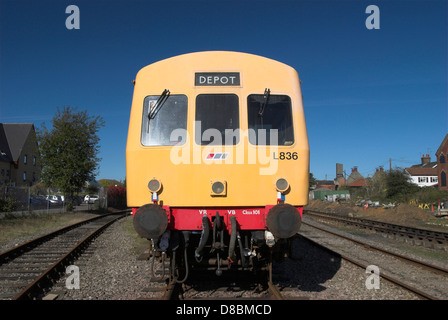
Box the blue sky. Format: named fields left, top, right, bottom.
left=0, top=0, right=447, bottom=182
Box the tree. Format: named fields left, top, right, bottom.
left=37, top=106, right=105, bottom=210
left=368, top=169, right=387, bottom=200
left=385, top=168, right=419, bottom=201
left=309, top=172, right=317, bottom=190
left=98, top=179, right=124, bottom=188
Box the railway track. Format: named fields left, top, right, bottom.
left=300, top=214, right=448, bottom=300
left=138, top=209, right=448, bottom=301
left=304, top=210, right=448, bottom=250
left=12, top=208, right=442, bottom=300
left=0, top=211, right=128, bottom=300
left=155, top=274, right=288, bottom=300
left=147, top=258, right=288, bottom=300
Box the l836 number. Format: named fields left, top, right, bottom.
left=274, top=152, right=298, bottom=160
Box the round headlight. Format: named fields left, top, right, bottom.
left=275, top=178, right=289, bottom=192
left=148, top=178, right=161, bottom=193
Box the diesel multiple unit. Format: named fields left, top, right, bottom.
left=126, top=51, right=309, bottom=280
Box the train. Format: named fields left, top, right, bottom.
left=126, top=51, right=309, bottom=281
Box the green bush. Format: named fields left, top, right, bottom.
left=348, top=168, right=448, bottom=205
left=0, top=198, right=19, bottom=212
left=413, top=187, right=448, bottom=204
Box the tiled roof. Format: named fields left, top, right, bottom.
left=349, top=177, right=366, bottom=187
left=0, top=123, right=34, bottom=162
left=405, top=167, right=437, bottom=176
left=411, top=161, right=437, bottom=168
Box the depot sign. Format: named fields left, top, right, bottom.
left=195, top=72, right=240, bottom=86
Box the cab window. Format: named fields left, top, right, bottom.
left=195, top=94, right=239, bottom=145
left=247, top=94, right=294, bottom=146
left=141, top=94, right=188, bottom=146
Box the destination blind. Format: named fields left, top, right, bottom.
left=195, top=72, right=240, bottom=86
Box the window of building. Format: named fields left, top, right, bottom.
left=33, top=156, right=37, bottom=166
left=442, top=171, right=446, bottom=187
left=24, top=155, right=27, bottom=164
left=23, top=171, right=27, bottom=181
left=440, top=154, right=445, bottom=164
left=195, top=94, right=239, bottom=145
left=247, top=94, right=294, bottom=145
left=418, top=177, right=429, bottom=183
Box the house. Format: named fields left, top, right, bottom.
left=315, top=180, right=335, bottom=190
left=0, top=123, right=40, bottom=187
left=404, top=154, right=438, bottom=187
left=332, top=163, right=366, bottom=188
left=436, top=134, right=448, bottom=190
left=346, top=167, right=366, bottom=187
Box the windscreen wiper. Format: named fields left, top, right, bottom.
left=149, top=89, right=170, bottom=120
left=258, top=88, right=270, bottom=117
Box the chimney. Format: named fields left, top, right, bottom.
left=421, top=154, right=431, bottom=165
left=336, top=163, right=343, bottom=178
left=351, top=166, right=358, bottom=173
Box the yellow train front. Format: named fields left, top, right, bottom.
left=126, top=51, right=309, bottom=280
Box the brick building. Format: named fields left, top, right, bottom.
left=436, top=134, right=448, bottom=190
left=0, top=123, right=40, bottom=187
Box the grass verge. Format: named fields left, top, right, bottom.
left=0, top=212, right=99, bottom=247
left=121, top=215, right=149, bottom=255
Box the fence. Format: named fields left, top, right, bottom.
left=0, top=185, right=126, bottom=216
left=0, top=186, right=108, bottom=215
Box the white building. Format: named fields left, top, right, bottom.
left=404, top=154, right=438, bottom=187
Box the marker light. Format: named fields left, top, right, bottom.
left=148, top=178, right=162, bottom=193
left=275, top=178, right=289, bottom=192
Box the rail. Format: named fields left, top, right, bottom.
left=0, top=211, right=129, bottom=300
left=304, top=210, right=448, bottom=250
left=300, top=216, right=447, bottom=300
